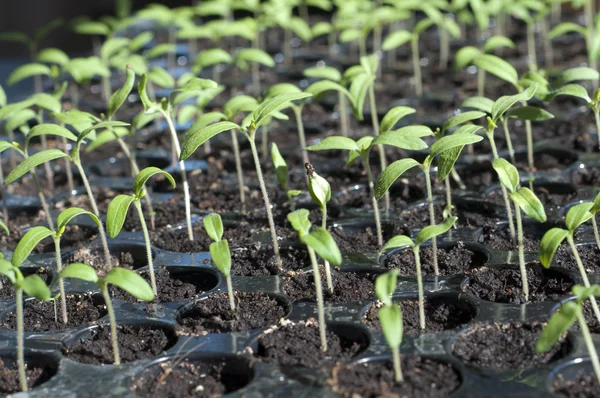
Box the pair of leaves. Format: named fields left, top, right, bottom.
left=287, top=209, right=342, bottom=265
left=375, top=270, right=398, bottom=306
left=379, top=217, right=457, bottom=254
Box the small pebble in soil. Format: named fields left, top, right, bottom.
left=552, top=371, right=600, bottom=398
left=0, top=357, right=55, bottom=394
left=451, top=322, right=571, bottom=370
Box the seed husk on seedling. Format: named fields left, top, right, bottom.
left=203, top=213, right=235, bottom=312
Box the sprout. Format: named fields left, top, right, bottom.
left=375, top=270, right=403, bottom=382
left=203, top=213, right=234, bottom=312
left=271, top=143, right=302, bottom=211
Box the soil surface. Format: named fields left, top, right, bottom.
left=177, top=291, right=287, bottom=334
left=230, top=244, right=309, bottom=276
left=461, top=265, right=573, bottom=304
left=383, top=242, right=485, bottom=276
left=335, top=183, right=423, bottom=212
left=477, top=224, right=542, bottom=252
left=64, top=324, right=175, bottom=365
left=63, top=248, right=137, bottom=273
left=555, top=245, right=600, bottom=276
left=552, top=371, right=600, bottom=398
left=254, top=319, right=366, bottom=368
left=284, top=266, right=376, bottom=303
left=451, top=322, right=571, bottom=369
left=330, top=356, right=461, bottom=398
left=0, top=267, right=52, bottom=300
left=0, top=357, right=55, bottom=394
left=331, top=223, right=409, bottom=253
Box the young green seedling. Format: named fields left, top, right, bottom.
left=232, top=46, right=275, bottom=95
left=589, top=192, right=600, bottom=250
left=271, top=143, right=302, bottom=211
left=203, top=213, right=235, bottom=312
left=379, top=216, right=457, bottom=331
left=0, top=254, right=51, bottom=392
left=11, top=207, right=100, bottom=324
left=57, top=263, right=153, bottom=364
left=180, top=92, right=312, bottom=269
left=287, top=209, right=342, bottom=352
left=537, top=285, right=600, bottom=384
left=106, top=167, right=175, bottom=296
left=493, top=158, right=547, bottom=302
left=539, top=202, right=600, bottom=323
left=375, top=269, right=403, bottom=382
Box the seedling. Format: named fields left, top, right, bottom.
left=106, top=167, right=176, bottom=296
left=493, top=158, right=547, bottom=302
left=588, top=192, right=600, bottom=250
left=203, top=213, right=235, bottom=312
left=379, top=216, right=457, bottom=331
left=537, top=285, right=600, bottom=385
left=539, top=202, right=600, bottom=323
left=375, top=270, right=403, bottom=382
left=271, top=143, right=302, bottom=211
left=180, top=92, right=312, bottom=269
left=57, top=263, right=154, bottom=364
left=287, top=209, right=342, bottom=352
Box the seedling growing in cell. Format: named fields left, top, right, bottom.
left=493, top=158, right=547, bottom=302
left=379, top=217, right=457, bottom=331
left=287, top=209, right=342, bottom=352
left=58, top=263, right=153, bottom=364
left=271, top=143, right=302, bottom=211
left=539, top=202, right=600, bottom=323
left=537, top=285, right=600, bottom=385
left=588, top=192, right=600, bottom=250
left=203, top=213, right=235, bottom=312
left=375, top=270, right=403, bottom=382
left=106, top=167, right=176, bottom=296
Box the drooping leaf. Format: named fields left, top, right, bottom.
left=437, top=125, right=484, bottom=180
left=57, top=207, right=100, bottom=233
left=558, top=67, right=600, bottom=84
left=224, top=95, right=258, bottom=117
left=547, top=84, right=591, bottom=103
left=0, top=259, right=16, bottom=284
left=303, top=66, right=342, bottom=82
left=6, top=109, right=36, bottom=134
left=536, top=300, right=578, bottom=353
left=100, top=37, right=130, bottom=61
left=428, top=134, right=483, bottom=159
left=7, top=63, right=51, bottom=85
left=461, top=96, right=494, bottom=114
left=415, top=216, right=457, bottom=246
left=86, top=127, right=129, bottom=152
left=252, top=92, right=312, bottom=126
left=379, top=235, right=414, bottom=255
left=510, top=187, right=547, bottom=223
left=349, top=73, right=374, bottom=121
left=104, top=267, right=154, bottom=302
left=5, top=149, right=69, bottom=184
left=442, top=111, right=486, bottom=133
left=305, top=80, right=351, bottom=100
left=37, top=48, right=69, bottom=66
left=483, top=35, right=515, bottom=52
left=301, top=227, right=342, bottom=265
left=455, top=46, right=481, bottom=69
left=492, top=158, right=520, bottom=193
left=58, top=263, right=99, bottom=283
left=138, top=73, right=154, bottom=110
left=31, top=92, right=62, bottom=113
left=565, top=202, right=594, bottom=232
left=379, top=304, right=403, bottom=349
left=491, top=83, right=538, bottom=122
left=147, top=66, right=175, bottom=88
left=235, top=48, right=275, bottom=68
left=203, top=213, right=224, bottom=242
left=25, top=124, right=77, bottom=149
left=11, top=226, right=54, bottom=267
left=289, top=16, right=312, bottom=42
left=372, top=131, right=428, bottom=150
left=106, top=195, right=135, bottom=238
left=375, top=159, right=420, bottom=200
left=180, top=121, right=239, bottom=160
left=130, top=31, right=154, bottom=52
left=134, top=167, right=175, bottom=197
left=380, top=106, right=416, bottom=133
left=382, top=30, right=412, bottom=51
left=19, top=275, right=51, bottom=301
left=210, top=240, right=231, bottom=276
left=375, top=269, right=399, bottom=306
left=145, top=43, right=176, bottom=59
left=287, top=209, right=311, bottom=236
left=507, top=106, right=554, bottom=121
left=548, top=22, right=587, bottom=39
left=77, top=121, right=130, bottom=148
left=194, top=48, right=233, bottom=70
left=473, top=54, right=518, bottom=87
left=539, top=228, right=569, bottom=268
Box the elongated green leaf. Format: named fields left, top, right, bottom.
left=77, top=121, right=130, bottom=148
left=306, top=136, right=358, bottom=152
left=180, top=121, right=239, bottom=160
left=303, top=66, right=342, bottom=82
left=100, top=37, right=130, bottom=61
left=12, top=226, right=54, bottom=267
left=224, top=95, right=258, bottom=117
left=483, top=35, right=515, bottom=52
left=31, top=92, right=61, bottom=113
left=349, top=73, right=374, bottom=121
left=442, top=111, right=486, bottom=133
left=507, top=106, right=554, bottom=121
left=287, top=209, right=311, bottom=236
left=19, top=275, right=51, bottom=301
left=393, top=125, right=435, bottom=137
left=235, top=48, right=275, bottom=68
left=455, top=46, right=481, bottom=69
left=491, top=84, right=538, bottom=122
left=414, top=18, right=435, bottom=35
left=0, top=259, right=16, bottom=284
left=147, top=66, right=175, bottom=88
left=548, top=22, right=586, bottom=39
left=510, top=187, right=547, bottom=223
left=372, top=131, right=428, bottom=150
left=108, top=67, right=135, bottom=118
left=572, top=285, right=600, bottom=303
left=289, top=16, right=312, bottom=42
left=104, top=267, right=154, bottom=302
left=57, top=207, right=100, bottom=232
left=379, top=304, right=403, bottom=349
left=86, top=127, right=129, bottom=152
left=415, top=216, right=457, bottom=246
left=210, top=240, right=231, bottom=276
left=307, top=167, right=331, bottom=207
left=539, top=228, right=569, bottom=268
left=134, top=167, right=175, bottom=197
left=74, top=20, right=111, bottom=36
left=437, top=125, right=484, bottom=180
left=265, top=83, right=302, bottom=98
left=0, top=32, right=30, bottom=44
left=0, top=85, right=6, bottom=107
left=37, top=48, right=69, bottom=66
left=312, top=21, right=333, bottom=37
left=492, top=158, right=520, bottom=193
left=380, top=106, right=416, bottom=133
left=547, top=84, right=591, bottom=103
left=559, top=67, right=599, bottom=84
left=375, top=159, right=420, bottom=200
left=271, top=143, right=288, bottom=190
left=382, top=30, right=412, bottom=51
left=429, top=134, right=483, bottom=159
left=473, top=54, right=518, bottom=87
left=253, top=92, right=312, bottom=126
left=26, top=124, right=77, bottom=149
left=536, top=300, right=578, bottom=353
left=7, top=63, right=51, bottom=85
left=203, top=213, right=224, bottom=242
left=375, top=269, right=399, bottom=305
left=130, top=31, right=154, bottom=52
left=194, top=48, right=232, bottom=70
left=145, top=43, right=176, bottom=59
left=138, top=73, right=154, bottom=110
left=301, top=227, right=342, bottom=265
left=58, top=263, right=98, bottom=283
left=5, top=149, right=69, bottom=184
left=305, top=80, right=351, bottom=99
left=6, top=109, right=36, bottom=134
left=565, top=202, right=593, bottom=232
left=379, top=235, right=414, bottom=255
left=461, top=96, right=494, bottom=114
left=106, top=195, right=135, bottom=238
left=591, top=192, right=600, bottom=214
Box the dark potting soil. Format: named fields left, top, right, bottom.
left=331, top=223, right=409, bottom=254
left=335, top=183, right=422, bottom=212
left=555, top=244, right=600, bottom=275
left=398, top=204, right=444, bottom=230
left=64, top=248, right=136, bottom=273
left=284, top=266, right=376, bottom=303
left=451, top=322, right=571, bottom=370
left=461, top=266, right=573, bottom=304
left=552, top=371, right=600, bottom=398
left=151, top=227, right=212, bottom=253
left=177, top=291, right=287, bottom=335
left=1, top=293, right=106, bottom=332
left=0, top=267, right=52, bottom=300
left=383, top=242, right=485, bottom=276
left=477, top=224, right=541, bottom=252
left=364, top=297, right=476, bottom=334
left=568, top=165, right=600, bottom=186
left=131, top=357, right=251, bottom=398
left=487, top=185, right=576, bottom=207
left=399, top=202, right=500, bottom=229
left=1, top=223, right=98, bottom=253
left=516, top=152, right=575, bottom=171
left=230, top=244, right=309, bottom=276
left=253, top=319, right=365, bottom=368
left=118, top=200, right=196, bottom=233
left=110, top=267, right=216, bottom=303
left=330, top=356, right=461, bottom=398
left=64, top=324, right=175, bottom=365
left=0, top=357, right=54, bottom=394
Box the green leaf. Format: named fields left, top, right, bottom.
left=235, top=48, right=275, bottom=68
left=572, top=285, right=600, bottom=303
left=74, top=20, right=111, bottom=36
left=461, top=96, right=494, bottom=114
left=307, top=167, right=331, bottom=207
left=58, top=263, right=98, bottom=283
left=547, top=84, right=591, bottom=103
left=7, top=63, right=50, bottom=86
left=536, top=300, right=578, bottom=353
left=130, top=31, right=154, bottom=52
left=565, top=202, right=593, bottom=232
left=559, top=67, right=600, bottom=84
left=437, top=125, right=484, bottom=180
left=372, top=131, right=428, bottom=150
left=483, top=35, right=515, bottom=52
left=31, top=92, right=61, bottom=114
left=491, top=84, right=538, bottom=122
left=25, top=124, right=77, bottom=149
left=0, top=219, right=8, bottom=236
left=349, top=73, right=374, bottom=121
left=507, top=106, right=554, bottom=121
left=415, top=216, right=457, bottom=246
left=287, top=209, right=312, bottom=236
left=414, top=18, right=435, bottom=35
left=12, top=226, right=54, bottom=267
left=380, top=106, right=416, bottom=133
left=0, top=85, right=6, bottom=107
left=194, top=48, right=233, bottom=70
left=104, top=267, right=154, bottom=302
left=19, top=275, right=51, bottom=301
left=134, top=167, right=175, bottom=197
left=57, top=207, right=100, bottom=232
left=86, top=127, right=129, bottom=152
left=289, top=16, right=312, bottom=42
left=442, top=111, right=486, bottom=133
left=224, top=95, right=258, bottom=117
left=429, top=134, right=483, bottom=159
left=312, top=22, right=333, bottom=38
left=147, top=67, right=175, bottom=89
left=392, top=125, right=435, bottom=138
left=306, top=136, right=358, bottom=152
left=492, top=158, right=520, bottom=194
left=6, top=109, right=36, bottom=134
left=106, top=195, right=135, bottom=239
left=379, top=235, right=414, bottom=255
left=548, top=22, right=587, bottom=39
left=252, top=92, right=312, bottom=126
left=180, top=121, right=239, bottom=161
left=375, top=159, right=420, bottom=200
left=455, top=46, right=481, bottom=69
left=301, top=227, right=342, bottom=266
left=209, top=240, right=231, bottom=276
left=5, top=149, right=69, bottom=184
left=0, top=259, right=16, bottom=284
left=0, top=32, right=30, bottom=45
left=203, top=213, right=224, bottom=242
left=539, top=228, right=570, bottom=268
left=137, top=73, right=154, bottom=110
left=382, top=30, right=412, bottom=51
left=510, top=187, right=547, bottom=223
left=303, top=66, right=342, bottom=82
left=473, top=54, right=518, bottom=87
left=145, top=43, right=176, bottom=59
left=305, top=80, right=351, bottom=100
left=265, top=84, right=302, bottom=98
left=37, top=48, right=69, bottom=66
left=592, top=192, right=600, bottom=214
left=379, top=304, right=403, bottom=349
left=100, top=37, right=130, bottom=61
left=375, top=270, right=399, bottom=306
left=271, top=143, right=288, bottom=190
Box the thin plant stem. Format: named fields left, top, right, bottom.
left=487, top=130, right=516, bottom=243
left=594, top=108, right=600, bottom=152
left=444, top=177, right=452, bottom=216
left=392, top=346, right=403, bottom=382
left=0, top=160, right=8, bottom=221
left=525, top=119, right=534, bottom=174
left=514, top=204, right=529, bottom=302
left=284, top=29, right=292, bottom=66
left=231, top=130, right=246, bottom=211
left=477, top=68, right=485, bottom=97
left=439, top=27, right=449, bottom=70
left=584, top=0, right=598, bottom=89
left=32, top=171, right=55, bottom=232
left=411, top=36, right=422, bottom=97
left=592, top=216, right=600, bottom=250
left=359, top=37, right=367, bottom=59
left=374, top=24, right=382, bottom=79
left=540, top=18, right=553, bottom=68
left=53, top=237, right=67, bottom=324
left=363, top=154, right=383, bottom=246
left=339, top=92, right=349, bottom=137
left=16, top=287, right=27, bottom=392
left=40, top=135, right=54, bottom=192
left=307, top=246, right=327, bottom=351
left=413, top=246, right=425, bottom=330
left=293, top=107, right=309, bottom=166
left=248, top=137, right=282, bottom=268
left=576, top=310, right=600, bottom=385
left=526, top=22, right=537, bottom=72
left=368, top=84, right=389, bottom=216
left=100, top=283, right=120, bottom=365
left=74, top=161, right=111, bottom=269
left=226, top=275, right=236, bottom=313
left=567, top=234, right=600, bottom=324
left=423, top=166, right=439, bottom=274
left=261, top=126, right=269, bottom=163
left=501, top=118, right=516, bottom=164
left=322, top=205, right=333, bottom=293
left=134, top=200, right=157, bottom=296
left=61, top=136, right=74, bottom=195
